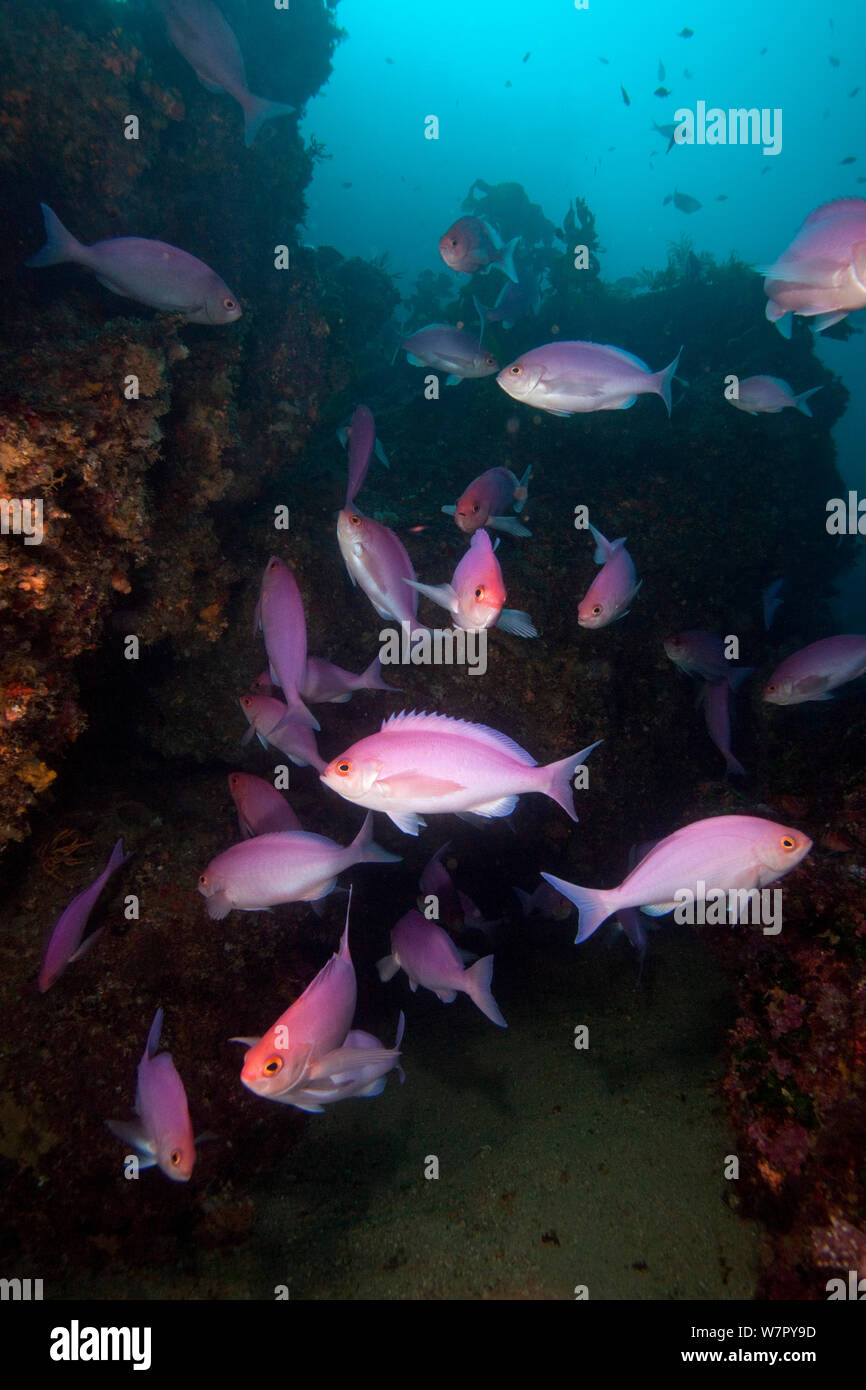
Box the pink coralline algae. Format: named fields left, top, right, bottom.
left=811, top=1215, right=866, bottom=1271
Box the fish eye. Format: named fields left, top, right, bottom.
left=223, top=297, right=236, bottom=311
left=510, top=365, right=522, bottom=375
left=450, top=238, right=458, bottom=247
left=350, top=514, right=361, bottom=526
left=336, top=761, right=352, bottom=776
left=198, top=874, right=208, bottom=886
left=475, top=585, right=485, bottom=600
left=170, top=1149, right=182, bottom=1167
left=766, top=683, right=777, bottom=693
left=485, top=356, right=496, bottom=365
left=241, top=695, right=252, bottom=708
left=263, top=1055, right=283, bottom=1076
left=592, top=605, right=603, bottom=616
left=780, top=836, right=796, bottom=852
left=472, top=503, right=479, bottom=513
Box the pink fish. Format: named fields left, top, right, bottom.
left=233, top=900, right=398, bottom=1100
left=337, top=507, right=427, bottom=636
left=443, top=465, right=532, bottom=537
left=543, top=815, right=812, bottom=944
left=405, top=529, right=537, bottom=636
left=438, top=216, right=520, bottom=282
left=26, top=204, right=241, bottom=324
left=761, top=197, right=866, bottom=337
left=228, top=772, right=301, bottom=837
left=498, top=341, right=682, bottom=416
left=320, top=710, right=603, bottom=836
left=38, top=838, right=129, bottom=992
left=273, top=1015, right=405, bottom=1112
left=377, top=909, right=507, bottom=1026
left=301, top=654, right=400, bottom=704
left=337, top=405, right=389, bottom=509
left=239, top=694, right=325, bottom=772
left=156, top=0, right=296, bottom=146
left=107, top=1008, right=196, bottom=1181
left=254, top=557, right=319, bottom=731
left=513, top=879, right=575, bottom=921
left=763, top=635, right=866, bottom=704
left=198, top=812, right=400, bottom=919
left=664, top=630, right=752, bottom=688
left=577, top=525, right=642, bottom=628
left=728, top=375, right=822, bottom=416
left=700, top=679, right=745, bottom=776
left=400, top=325, right=500, bottom=384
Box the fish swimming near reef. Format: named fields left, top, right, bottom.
left=239, top=694, right=326, bottom=772
left=156, top=0, right=296, bottom=146
left=728, top=375, right=822, bottom=416
left=337, top=507, right=428, bottom=636
left=761, top=198, right=866, bottom=336
left=763, top=635, right=866, bottom=704
left=498, top=341, right=682, bottom=416
left=338, top=405, right=389, bottom=509
left=26, top=204, right=242, bottom=324
left=377, top=909, right=507, bottom=1026
left=254, top=557, right=320, bottom=732
left=664, top=630, right=753, bottom=688
left=400, top=325, right=500, bottom=384
left=280, top=1016, right=406, bottom=1112
left=405, top=529, right=537, bottom=637
left=699, top=679, right=746, bottom=776
left=107, top=1008, right=196, bottom=1181
left=577, top=525, right=642, bottom=628
left=663, top=189, right=702, bottom=213
left=39, top=838, right=130, bottom=992
left=543, top=815, right=812, bottom=945
left=228, top=772, right=302, bottom=838
left=442, top=465, right=532, bottom=537
left=320, top=710, right=602, bottom=836
left=233, top=896, right=400, bottom=1105
left=198, top=812, right=400, bottom=918
left=438, top=216, right=520, bottom=282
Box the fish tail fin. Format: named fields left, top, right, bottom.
left=793, top=385, right=822, bottom=416
left=726, top=666, right=754, bottom=693
left=725, top=751, right=747, bottom=776
left=473, top=294, right=488, bottom=347
left=540, top=739, right=604, bottom=821
left=360, top=654, right=401, bottom=692
left=652, top=346, right=683, bottom=416
left=515, top=464, right=533, bottom=503
left=541, top=873, right=613, bottom=944
left=281, top=692, right=321, bottom=732
left=242, top=93, right=297, bottom=148
left=26, top=204, right=85, bottom=268
left=765, top=300, right=792, bottom=338
left=351, top=811, right=402, bottom=865
left=513, top=886, right=532, bottom=916
left=500, top=236, right=520, bottom=284
left=145, top=1007, right=165, bottom=1060
left=464, top=955, right=507, bottom=1027
left=376, top=953, right=400, bottom=982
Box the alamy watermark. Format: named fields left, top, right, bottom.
left=673, top=882, right=782, bottom=935
left=673, top=102, right=782, bottom=156
left=379, top=620, right=487, bottom=676
left=0, top=498, right=43, bottom=545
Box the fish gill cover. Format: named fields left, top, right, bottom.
left=0, top=0, right=864, bottom=1316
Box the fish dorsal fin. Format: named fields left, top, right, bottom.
left=378, top=710, right=536, bottom=765
left=803, top=197, right=866, bottom=226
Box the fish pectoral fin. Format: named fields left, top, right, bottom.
left=445, top=374, right=463, bottom=386
left=487, top=515, right=532, bottom=537
left=546, top=409, right=573, bottom=418
left=377, top=772, right=465, bottom=799
left=434, top=989, right=458, bottom=1003
left=796, top=675, right=831, bottom=695
left=403, top=580, right=458, bottom=616
left=388, top=810, right=427, bottom=836
left=106, top=1119, right=155, bottom=1160
left=310, top=1046, right=398, bottom=1081
left=468, top=794, right=519, bottom=818
left=68, top=927, right=105, bottom=964
left=206, top=892, right=233, bottom=921
left=641, top=902, right=677, bottom=916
